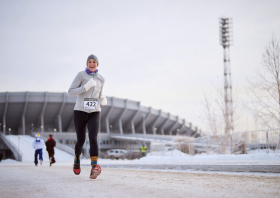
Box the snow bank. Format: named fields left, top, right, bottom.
left=139, top=149, right=280, bottom=163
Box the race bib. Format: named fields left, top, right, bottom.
left=84, top=98, right=98, bottom=109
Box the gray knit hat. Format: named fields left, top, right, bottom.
left=87, top=54, right=99, bottom=66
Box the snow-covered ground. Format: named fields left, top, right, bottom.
left=1, top=138, right=280, bottom=197
left=6, top=135, right=73, bottom=162
left=0, top=165, right=279, bottom=198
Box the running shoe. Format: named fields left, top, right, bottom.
left=89, top=165, right=101, bottom=179
left=73, top=158, right=81, bottom=175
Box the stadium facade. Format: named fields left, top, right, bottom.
left=0, top=92, right=202, bottom=159
left=0, top=92, right=201, bottom=137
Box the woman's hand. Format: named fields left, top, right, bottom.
left=100, top=95, right=107, bottom=106
left=84, top=78, right=97, bottom=91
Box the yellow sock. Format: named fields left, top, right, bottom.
left=90, top=156, right=98, bottom=167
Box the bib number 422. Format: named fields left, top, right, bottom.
left=84, top=98, right=98, bottom=109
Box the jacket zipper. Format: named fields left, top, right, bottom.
left=88, top=73, right=97, bottom=113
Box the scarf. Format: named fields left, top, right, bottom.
left=85, top=67, right=98, bottom=74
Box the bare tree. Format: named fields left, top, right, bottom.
left=201, top=82, right=242, bottom=154
left=202, top=92, right=221, bottom=136
left=202, top=83, right=241, bottom=135
left=247, top=36, right=280, bottom=129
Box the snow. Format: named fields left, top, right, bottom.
left=1, top=159, right=18, bottom=163
left=6, top=135, right=73, bottom=162
left=135, top=149, right=280, bottom=164
left=0, top=165, right=280, bottom=198
left=1, top=137, right=280, bottom=197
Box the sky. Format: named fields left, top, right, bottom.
left=0, top=0, right=280, bottom=134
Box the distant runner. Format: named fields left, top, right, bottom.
left=68, top=54, right=107, bottom=179
left=32, top=133, right=45, bottom=166
left=45, top=134, right=56, bottom=166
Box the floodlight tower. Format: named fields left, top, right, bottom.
left=220, top=18, right=233, bottom=134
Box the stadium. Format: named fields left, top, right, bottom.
left=0, top=91, right=202, bottom=159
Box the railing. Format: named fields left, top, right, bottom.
left=149, top=129, right=280, bottom=156
left=0, top=132, right=23, bottom=161
left=195, top=129, right=280, bottom=154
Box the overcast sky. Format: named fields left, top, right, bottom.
left=1, top=0, right=280, bottom=134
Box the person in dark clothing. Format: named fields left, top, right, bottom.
left=45, top=134, right=56, bottom=166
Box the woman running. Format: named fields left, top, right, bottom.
left=68, top=54, right=107, bottom=179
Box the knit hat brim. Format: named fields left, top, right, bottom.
left=87, top=54, right=99, bottom=66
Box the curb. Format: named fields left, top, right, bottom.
left=91, top=164, right=280, bottom=173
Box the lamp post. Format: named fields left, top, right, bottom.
left=8, top=128, right=11, bottom=148
left=220, top=18, right=234, bottom=134
left=18, top=136, right=21, bottom=161
left=31, top=123, right=34, bottom=133
left=53, top=128, right=57, bottom=142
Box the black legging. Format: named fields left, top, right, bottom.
left=74, top=110, right=100, bottom=157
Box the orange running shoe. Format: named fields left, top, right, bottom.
left=89, top=165, right=101, bottom=179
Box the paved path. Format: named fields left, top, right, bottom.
left=0, top=165, right=280, bottom=198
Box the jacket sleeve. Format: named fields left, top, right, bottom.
left=99, top=78, right=105, bottom=99
left=68, top=72, right=86, bottom=97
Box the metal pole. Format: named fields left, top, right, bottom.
left=266, top=131, right=268, bottom=153
left=230, top=134, right=232, bottom=154
left=207, top=139, right=209, bottom=155
left=18, top=136, right=20, bottom=161
left=9, top=128, right=11, bottom=148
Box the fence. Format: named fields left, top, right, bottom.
left=195, top=128, right=280, bottom=154
left=149, top=129, right=280, bottom=156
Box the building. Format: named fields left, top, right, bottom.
left=0, top=92, right=202, bottom=158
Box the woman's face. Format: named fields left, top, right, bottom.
left=87, top=59, right=98, bottom=72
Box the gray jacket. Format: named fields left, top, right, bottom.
left=68, top=71, right=105, bottom=113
